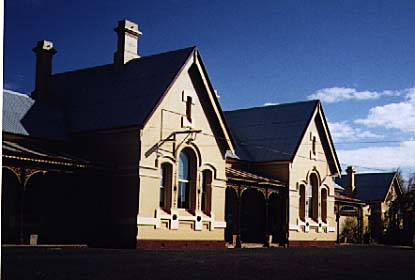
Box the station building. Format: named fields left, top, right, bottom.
left=2, top=19, right=341, bottom=248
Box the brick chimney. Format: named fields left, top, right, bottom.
left=113, top=19, right=142, bottom=66
left=32, top=40, right=56, bottom=100
left=345, top=166, right=356, bottom=197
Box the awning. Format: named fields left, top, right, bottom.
left=335, top=193, right=366, bottom=205
left=226, top=167, right=286, bottom=187
left=2, top=140, right=90, bottom=168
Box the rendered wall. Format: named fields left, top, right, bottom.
left=288, top=112, right=337, bottom=243
left=136, top=56, right=228, bottom=243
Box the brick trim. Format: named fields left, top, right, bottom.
left=137, top=240, right=226, bottom=249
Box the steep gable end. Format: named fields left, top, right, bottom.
left=141, top=49, right=235, bottom=153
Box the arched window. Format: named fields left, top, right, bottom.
left=299, top=184, right=306, bottom=221
left=178, top=149, right=197, bottom=210
left=201, top=170, right=212, bottom=214
left=160, top=163, right=172, bottom=209
left=308, top=174, right=319, bottom=220
left=321, top=188, right=327, bottom=223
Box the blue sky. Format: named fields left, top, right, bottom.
left=4, top=0, right=415, bottom=180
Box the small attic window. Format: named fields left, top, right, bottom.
left=186, top=96, right=192, bottom=122
left=312, top=136, right=317, bottom=155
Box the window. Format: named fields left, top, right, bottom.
left=160, top=165, right=167, bottom=208
left=178, top=148, right=197, bottom=211
left=309, top=174, right=319, bottom=220
left=308, top=183, right=313, bottom=219
left=178, top=151, right=190, bottom=209
left=201, top=170, right=212, bottom=214
left=186, top=96, right=192, bottom=122
left=312, top=136, right=317, bottom=155
left=160, top=163, right=172, bottom=210
left=299, top=185, right=306, bottom=221
left=321, top=188, right=327, bottom=223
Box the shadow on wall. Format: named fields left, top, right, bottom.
left=1, top=168, right=139, bottom=249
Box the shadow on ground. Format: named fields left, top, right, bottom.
left=2, top=245, right=414, bottom=280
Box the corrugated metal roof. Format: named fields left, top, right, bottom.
left=2, top=90, right=67, bottom=140
left=50, top=46, right=196, bottom=132
left=224, top=100, right=319, bottom=162
left=335, top=173, right=396, bottom=202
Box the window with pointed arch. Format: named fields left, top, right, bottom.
left=178, top=148, right=197, bottom=211
left=160, top=163, right=172, bottom=209
left=308, top=173, right=319, bottom=221
left=201, top=170, right=212, bottom=214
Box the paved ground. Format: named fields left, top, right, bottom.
left=2, top=245, right=414, bottom=280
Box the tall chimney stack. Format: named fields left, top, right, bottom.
left=346, top=166, right=356, bottom=196
left=114, top=19, right=142, bottom=66
left=32, top=40, right=56, bottom=100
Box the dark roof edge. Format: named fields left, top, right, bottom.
left=318, top=102, right=341, bottom=174
left=195, top=50, right=236, bottom=152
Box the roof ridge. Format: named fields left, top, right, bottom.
left=225, top=99, right=319, bottom=113
left=134, top=46, right=196, bottom=60
left=355, top=172, right=396, bottom=175
left=52, top=46, right=196, bottom=77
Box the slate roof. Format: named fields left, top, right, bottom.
left=335, top=172, right=396, bottom=202
left=224, top=100, right=319, bottom=162
left=50, top=46, right=196, bottom=132
left=2, top=90, right=67, bottom=140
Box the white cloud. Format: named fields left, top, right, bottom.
left=328, top=121, right=382, bottom=142
left=263, top=102, right=279, bottom=106
left=337, top=141, right=415, bottom=171
left=355, top=89, right=415, bottom=132
left=308, top=87, right=401, bottom=103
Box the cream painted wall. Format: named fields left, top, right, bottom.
left=137, top=54, right=228, bottom=241
left=288, top=110, right=337, bottom=242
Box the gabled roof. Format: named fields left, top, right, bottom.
left=49, top=47, right=196, bottom=132
left=2, top=90, right=67, bottom=140
left=335, top=172, right=396, bottom=202
left=224, top=100, right=319, bottom=162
